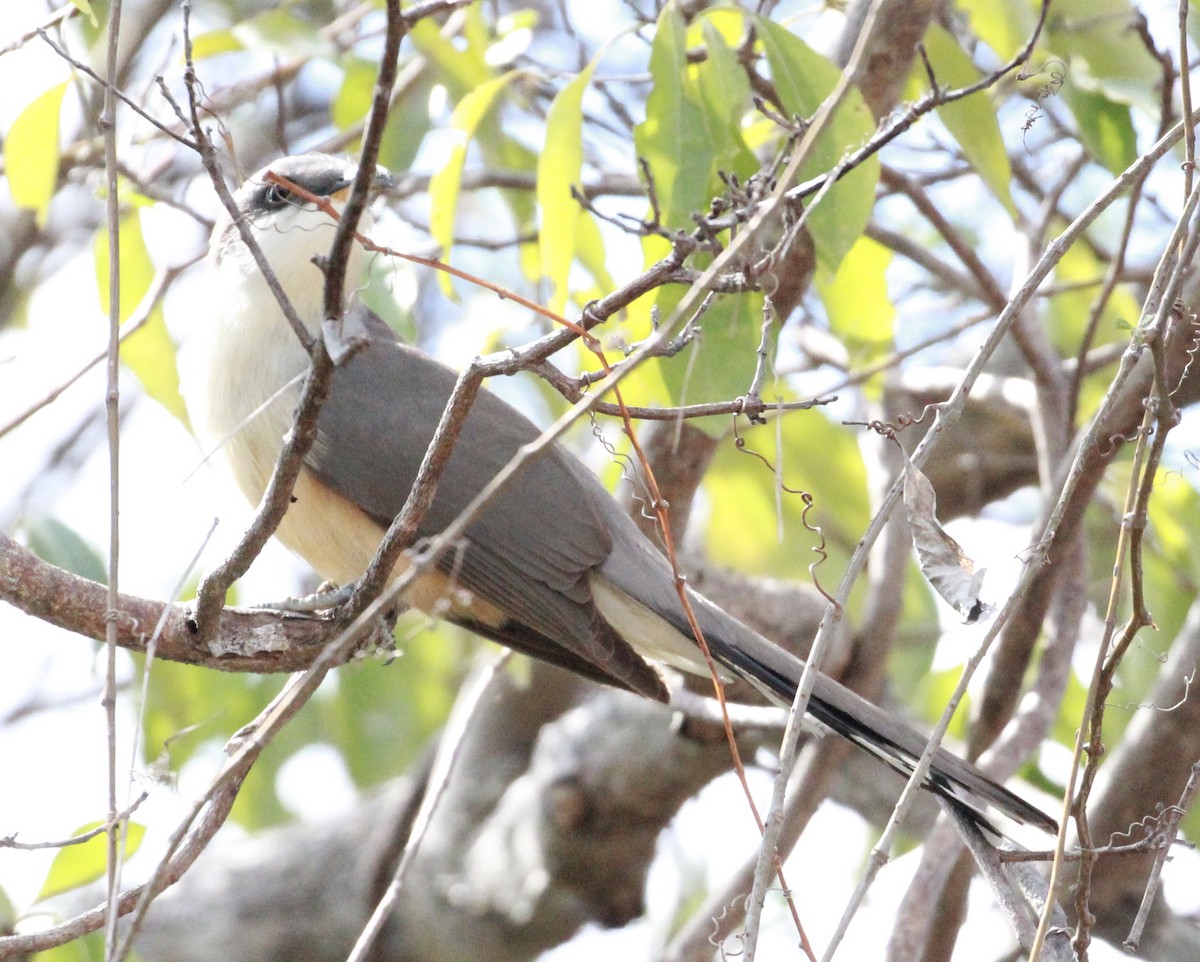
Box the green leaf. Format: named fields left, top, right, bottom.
left=319, top=624, right=460, bottom=786
left=1147, top=467, right=1200, bottom=580
left=0, top=881, right=17, bottom=932
left=538, top=59, right=597, bottom=315
left=1043, top=226, right=1138, bottom=418
left=378, top=72, right=434, bottom=176
left=693, top=19, right=757, bottom=179
left=329, top=53, right=436, bottom=169
left=428, top=72, right=520, bottom=296
left=408, top=10, right=494, bottom=98
left=1062, top=86, right=1136, bottom=175
left=632, top=4, right=714, bottom=231
left=755, top=19, right=879, bottom=271
left=909, top=666, right=974, bottom=740
left=22, top=517, right=107, bottom=584
left=911, top=25, right=1015, bottom=217
left=37, top=822, right=146, bottom=901
left=414, top=6, right=539, bottom=274
left=94, top=213, right=186, bottom=421
left=1045, top=0, right=1162, bottom=113
left=5, top=82, right=68, bottom=223
left=230, top=7, right=335, bottom=59
left=815, top=235, right=894, bottom=364
left=626, top=5, right=764, bottom=418
left=140, top=662, right=298, bottom=829
left=653, top=284, right=767, bottom=422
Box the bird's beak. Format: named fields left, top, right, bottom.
left=330, top=165, right=394, bottom=204
left=371, top=165, right=394, bottom=194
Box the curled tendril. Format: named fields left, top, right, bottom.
left=731, top=419, right=805, bottom=494
left=588, top=412, right=658, bottom=529
left=707, top=896, right=749, bottom=956
left=1021, top=58, right=1066, bottom=148
left=1106, top=807, right=1187, bottom=848
left=1171, top=303, right=1200, bottom=396
left=731, top=419, right=836, bottom=606
left=1096, top=424, right=1154, bottom=459
left=799, top=492, right=837, bottom=608
left=1110, top=668, right=1194, bottom=712
left=844, top=403, right=941, bottom=441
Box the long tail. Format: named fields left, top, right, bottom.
left=704, top=620, right=1056, bottom=833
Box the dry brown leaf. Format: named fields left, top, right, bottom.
left=902, top=457, right=993, bottom=624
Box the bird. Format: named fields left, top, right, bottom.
left=179, top=152, right=1054, bottom=833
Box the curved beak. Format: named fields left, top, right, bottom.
left=369, top=164, right=394, bottom=196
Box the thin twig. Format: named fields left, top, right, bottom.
left=99, top=0, right=126, bottom=955
left=37, top=29, right=199, bottom=150
left=344, top=653, right=510, bottom=962
left=783, top=0, right=1053, bottom=206
left=0, top=794, right=149, bottom=852
left=0, top=262, right=195, bottom=440
left=824, top=105, right=1200, bottom=962
left=1124, top=761, right=1200, bottom=950
left=1031, top=176, right=1200, bottom=962
left=741, top=1, right=892, bottom=957
left=1, top=3, right=76, bottom=57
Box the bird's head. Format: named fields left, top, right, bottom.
left=210, top=153, right=393, bottom=327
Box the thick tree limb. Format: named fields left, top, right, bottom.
left=0, top=530, right=356, bottom=673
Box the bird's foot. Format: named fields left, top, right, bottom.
left=252, top=582, right=353, bottom=614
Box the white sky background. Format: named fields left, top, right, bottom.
left=1, top=2, right=1196, bottom=960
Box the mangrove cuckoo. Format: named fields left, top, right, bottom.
left=180, top=153, right=1052, bottom=832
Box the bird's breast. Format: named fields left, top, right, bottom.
left=180, top=277, right=310, bottom=509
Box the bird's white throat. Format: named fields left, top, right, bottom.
left=179, top=203, right=374, bottom=508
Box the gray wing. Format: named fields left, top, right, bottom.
left=304, top=309, right=667, bottom=700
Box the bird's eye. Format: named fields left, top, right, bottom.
left=264, top=184, right=292, bottom=208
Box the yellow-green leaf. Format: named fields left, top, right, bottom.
left=538, top=59, right=596, bottom=315
left=318, top=626, right=459, bottom=786
left=632, top=4, right=713, bottom=231
left=639, top=282, right=767, bottom=426
left=94, top=213, right=186, bottom=421
left=332, top=56, right=376, bottom=131
left=573, top=208, right=613, bottom=297
left=5, top=83, right=68, bottom=223
left=706, top=410, right=868, bottom=580
left=911, top=25, right=1015, bottom=217
left=428, top=72, right=520, bottom=296
left=378, top=72, right=435, bottom=176
left=755, top=19, right=878, bottom=271
left=693, top=20, right=757, bottom=178
left=37, top=822, right=146, bottom=901
left=29, top=932, right=105, bottom=962
left=956, top=0, right=1037, bottom=61
left=1043, top=226, right=1137, bottom=421
left=69, top=0, right=99, bottom=28
left=189, top=28, right=243, bottom=60
left=408, top=11, right=493, bottom=97
left=815, top=234, right=894, bottom=365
